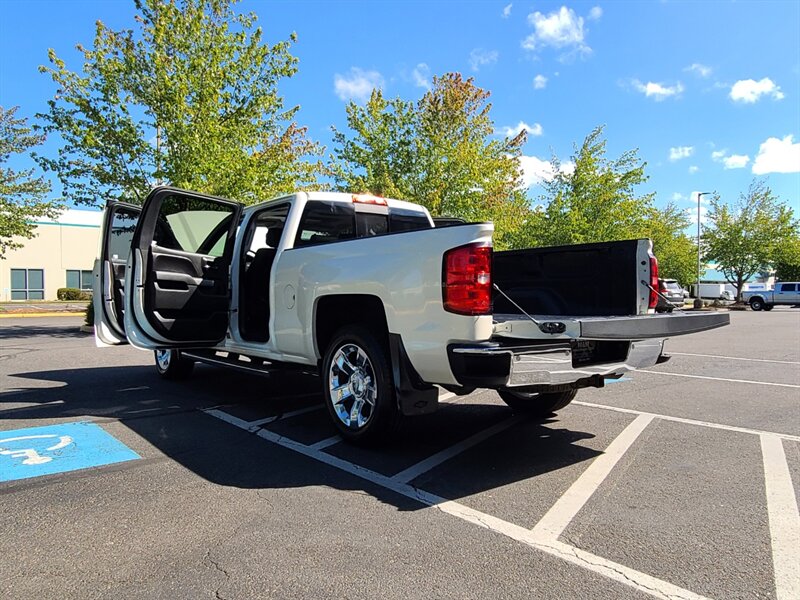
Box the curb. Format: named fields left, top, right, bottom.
left=0, top=312, right=86, bottom=318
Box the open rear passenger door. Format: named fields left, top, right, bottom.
left=97, top=187, right=243, bottom=350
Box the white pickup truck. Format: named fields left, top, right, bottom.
left=94, top=187, right=729, bottom=443
left=742, top=282, right=800, bottom=311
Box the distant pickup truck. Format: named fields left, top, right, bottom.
left=742, top=282, right=800, bottom=311
left=94, top=187, right=729, bottom=444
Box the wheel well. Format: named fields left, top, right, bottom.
left=314, top=295, right=389, bottom=359
left=749, top=296, right=764, bottom=303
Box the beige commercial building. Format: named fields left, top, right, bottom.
left=0, top=209, right=102, bottom=301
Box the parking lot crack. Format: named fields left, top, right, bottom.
left=203, top=548, right=231, bottom=600
left=534, top=540, right=705, bottom=600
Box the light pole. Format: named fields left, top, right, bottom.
left=694, top=191, right=711, bottom=308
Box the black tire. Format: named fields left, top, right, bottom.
left=763, top=304, right=774, bottom=311
left=497, top=389, right=578, bottom=417
left=154, top=349, right=194, bottom=380
left=750, top=298, right=764, bottom=311
left=322, top=326, right=400, bottom=445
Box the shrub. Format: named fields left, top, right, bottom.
left=57, top=288, right=92, bottom=301
left=84, top=301, right=94, bottom=326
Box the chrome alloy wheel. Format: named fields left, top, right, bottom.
left=328, top=343, right=377, bottom=430
left=155, top=349, right=172, bottom=371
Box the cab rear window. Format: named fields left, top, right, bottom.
left=294, top=201, right=431, bottom=248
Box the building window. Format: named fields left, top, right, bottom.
left=66, top=269, right=93, bottom=290
left=10, top=268, right=45, bottom=300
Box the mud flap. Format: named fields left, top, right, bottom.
left=388, top=334, right=439, bottom=416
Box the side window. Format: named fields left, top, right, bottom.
left=294, top=201, right=355, bottom=247
left=153, top=194, right=235, bottom=255
left=108, top=206, right=140, bottom=261
left=780, top=283, right=796, bottom=292
left=389, top=208, right=433, bottom=232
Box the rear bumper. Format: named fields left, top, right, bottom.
left=448, top=312, right=730, bottom=391
left=448, top=338, right=664, bottom=391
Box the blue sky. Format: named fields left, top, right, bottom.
left=2, top=0, right=798, bottom=223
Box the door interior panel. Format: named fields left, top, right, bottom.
left=144, top=245, right=230, bottom=341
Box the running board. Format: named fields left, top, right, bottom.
left=183, top=350, right=317, bottom=378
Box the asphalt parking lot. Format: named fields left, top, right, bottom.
left=1, top=309, right=798, bottom=600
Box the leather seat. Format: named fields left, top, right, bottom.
left=242, top=228, right=282, bottom=341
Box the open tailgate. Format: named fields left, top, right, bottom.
left=493, top=311, right=730, bottom=341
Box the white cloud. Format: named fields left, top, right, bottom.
left=729, top=78, right=784, bottom=103
left=533, top=74, right=548, bottom=89
left=412, top=63, right=430, bottom=90
left=710, top=149, right=750, bottom=170
left=502, top=3, right=512, bottom=18
left=497, top=121, right=544, bottom=138
left=723, top=154, right=750, bottom=169
left=522, top=6, right=591, bottom=57
left=752, top=135, right=800, bottom=174
left=686, top=205, right=709, bottom=226
left=671, top=192, right=686, bottom=202
left=588, top=6, right=603, bottom=20
left=669, top=146, right=694, bottom=161
left=711, top=150, right=727, bottom=162
left=469, top=48, right=499, bottom=71
left=688, top=166, right=699, bottom=174
left=518, top=155, right=574, bottom=187
left=684, top=63, right=712, bottom=78
left=333, top=68, right=384, bottom=102
left=631, top=79, right=684, bottom=101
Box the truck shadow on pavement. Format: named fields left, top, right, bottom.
left=0, top=324, right=92, bottom=340
left=1, top=364, right=600, bottom=511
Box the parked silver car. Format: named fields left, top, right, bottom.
left=656, top=279, right=685, bottom=312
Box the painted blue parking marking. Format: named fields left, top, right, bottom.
left=604, top=377, right=632, bottom=384
left=0, top=421, right=140, bottom=483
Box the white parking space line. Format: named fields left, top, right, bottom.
left=760, top=435, right=800, bottom=600
left=244, top=405, right=323, bottom=429
left=309, top=435, right=342, bottom=450
left=117, top=386, right=150, bottom=392
left=639, top=370, right=800, bottom=389
left=390, top=415, right=523, bottom=483
left=670, top=352, right=800, bottom=365
left=437, top=391, right=456, bottom=402
left=205, top=407, right=707, bottom=600
left=531, top=414, right=654, bottom=541
left=574, top=401, right=800, bottom=443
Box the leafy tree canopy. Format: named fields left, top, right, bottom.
left=329, top=74, right=529, bottom=249
left=773, top=236, right=800, bottom=281
left=523, top=126, right=695, bottom=284
left=703, top=180, right=798, bottom=299
left=37, top=0, right=319, bottom=207
left=0, top=106, right=60, bottom=259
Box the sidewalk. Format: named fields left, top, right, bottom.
left=0, top=302, right=88, bottom=318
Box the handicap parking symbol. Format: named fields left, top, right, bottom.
left=0, top=422, right=140, bottom=482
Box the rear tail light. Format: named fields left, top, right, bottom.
left=443, top=243, right=492, bottom=315
left=649, top=255, right=660, bottom=310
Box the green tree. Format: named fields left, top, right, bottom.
left=329, top=89, right=416, bottom=199
left=37, top=0, right=319, bottom=207
left=773, top=237, right=800, bottom=281
left=0, top=106, right=61, bottom=258
left=703, top=180, right=798, bottom=300
left=526, top=126, right=653, bottom=245
left=524, top=126, right=694, bottom=282
left=329, top=74, right=529, bottom=249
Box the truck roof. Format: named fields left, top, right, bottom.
left=243, top=191, right=429, bottom=215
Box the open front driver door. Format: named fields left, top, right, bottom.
left=122, top=187, right=242, bottom=350
left=94, top=201, right=142, bottom=346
